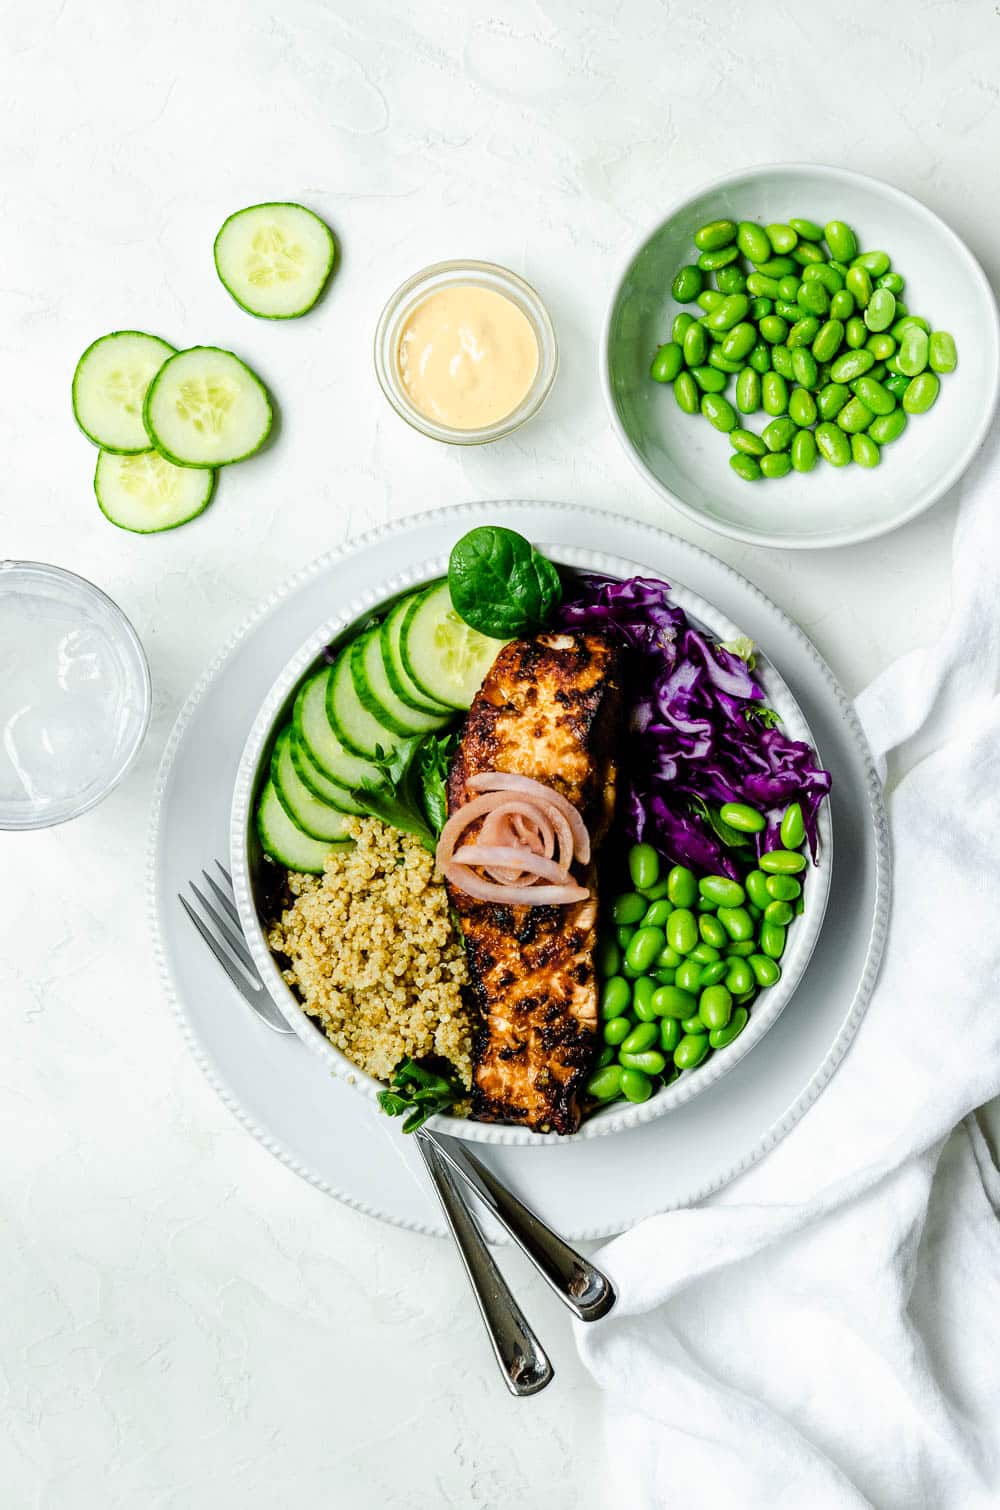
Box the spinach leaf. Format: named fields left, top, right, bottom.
left=448, top=526, right=562, bottom=639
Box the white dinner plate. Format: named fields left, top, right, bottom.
left=149, top=501, right=890, bottom=1240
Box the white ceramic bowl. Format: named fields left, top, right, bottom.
left=603, top=163, right=1000, bottom=549
left=230, top=545, right=833, bottom=1146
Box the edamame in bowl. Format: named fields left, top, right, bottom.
left=603, top=163, right=999, bottom=549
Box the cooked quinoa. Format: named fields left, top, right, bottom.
left=267, top=816, right=473, bottom=1087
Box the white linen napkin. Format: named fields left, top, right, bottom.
left=577, top=425, right=1000, bottom=1510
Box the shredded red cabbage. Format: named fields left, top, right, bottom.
left=556, top=573, right=831, bottom=878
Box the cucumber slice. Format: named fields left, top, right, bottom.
left=380, top=597, right=452, bottom=716
left=214, top=202, right=337, bottom=320
left=327, top=649, right=402, bottom=760
left=72, top=331, right=175, bottom=453
left=257, top=780, right=341, bottom=873
left=94, top=448, right=216, bottom=533
left=401, top=582, right=508, bottom=710
left=290, top=729, right=365, bottom=815
left=143, top=346, right=272, bottom=467
left=351, top=627, right=453, bottom=737
left=293, top=669, right=382, bottom=791
left=271, top=729, right=354, bottom=843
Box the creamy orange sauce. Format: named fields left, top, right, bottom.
left=397, top=285, right=538, bottom=430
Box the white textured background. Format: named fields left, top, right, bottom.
left=3, top=2, right=998, bottom=1505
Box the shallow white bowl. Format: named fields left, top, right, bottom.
left=603, top=163, right=1000, bottom=549
left=230, top=545, right=833, bottom=1146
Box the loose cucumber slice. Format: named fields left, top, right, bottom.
left=271, top=729, right=354, bottom=843
left=327, top=649, right=402, bottom=760
left=293, top=669, right=382, bottom=791
left=214, top=202, right=337, bottom=320
left=94, top=448, right=216, bottom=533
left=351, top=627, right=453, bottom=737
left=401, top=582, right=508, bottom=710
left=72, top=330, right=176, bottom=453
left=143, top=346, right=272, bottom=467
left=257, top=780, right=341, bottom=873
left=380, top=597, right=452, bottom=716
left=290, top=728, right=365, bottom=815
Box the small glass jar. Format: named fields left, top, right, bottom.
left=374, top=259, right=558, bottom=445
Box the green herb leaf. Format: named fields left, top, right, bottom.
left=721, top=635, right=757, bottom=670
left=352, top=730, right=458, bottom=852
left=377, top=1091, right=411, bottom=1117
left=690, top=795, right=745, bottom=848
left=379, top=1057, right=465, bottom=1134
left=744, top=704, right=782, bottom=728
left=448, top=526, right=562, bottom=639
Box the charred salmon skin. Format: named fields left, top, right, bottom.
left=445, top=631, right=622, bottom=1134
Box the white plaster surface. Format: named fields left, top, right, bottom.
left=2, top=1, right=998, bottom=1505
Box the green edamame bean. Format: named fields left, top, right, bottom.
left=725, top=940, right=757, bottom=957
left=791, top=349, right=818, bottom=390
left=867, top=361, right=887, bottom=381
left=798, top=279, right=829, bottom=317
left=641, top=899, right=673, bottom=929
left=586, top=1064, right=623, bottom=1101
left=789, top=388, right=818, bottom=428
left=764, top=899, right=794, bottom=926
left=708, top=349, right=744, bottom=373
left=675, top=958, right=703, bottom=995
left=865, top=332, right=896, bottom=361
left=734, top=369, right=762, bottom=416
left=748, top=296, right=773, bottom=321
left=759, top=848, right=806, bottom=874
left=656, top=942, right=682, bottom=970
left=603, top=1015, right=632, bottom=1047
left=650, top=342, right=684, bottom=384
left=878, top=271, right=904, bottom=294
left=792, top=242, right=824, bottom=265
left=760, top=452, right=792, bottom=479
left=595, top=935, right=621, bottom=978
left=691, top=943, right=721, bottom=964
left=730, top=427, right=767, bottom=458
left=699, top=874, right=745, bottom=907
left=903, top=372, right=940, bottom=414
left=699, top=984, right=732, bottom=1031
left=691, top=365, right=727, bottom=393
left=869, top=408, right=907, bottom=444
left=817, top=382, right=850, bottom=420
left=717, top=265, right=748, bottom=296
left=632, top=976, right=659, bottom=1022
left=883, top=372, right=910, bottom=399
left=616, top=926, right=635, bottom=952
left=667, top=865, right=698, bottom=907
left=779, top=801, right=805, bottom=849
left=864, top=287, right=896, bottom=332
left=898, top=326, right=929, bottom=376
left=851, top=249, right=889, bottom=277
left=619, top=1049, right=667, bottom=1076
left=717, top=905, right=754, bottom=942
left=892, top=314, right=929, bottom=338
left=853, top=377, right=894, bottom=417
left=745, top=870, right=770, bottom=909
left=771, top=344, right=794, bottom=379
left=719, top=802, right=765, bottom=833
left=640, top=876, right=671, bottom=900
left=709, top=1007, right=749, bottom=1050
left=704, top=293, right=750, bottom=331
left=775, top=300, right=806, bottom=322
left=844, top=264, right=872, bottom=308
left=810, top=318, right=844, bottom=364
left=659, top=1017, right=681, bottom=1053
left=612, top=892, right=647, bottom=925
left=721, top=322, right=758, bottom=362
left=672, top=264, right=704, bottom=302
left=699, top=959, right=729, bottom=987
left=737, top=220, right=772, bottom=263
left=730, top=454, right=762, bottom=482
left=830, top=348, right=874, bottom=383
left=694, top=218, right=737, bottom=252
left=829, top=288, right=855, bottom=321
left=629, top=843, right=661, bottom=892
left=760, top=920, right=786, bottom=960
left=824, top=220, right=857, bottom=262
left=802, top=262, right=844, bottom=294
left=698, top=913, right=730, bottom=948
left=600, top=975, right=632, bottom=1019
left=761, top=371, right=788, bottom=416
left=765, top=222, right=798, bottom=254
left=845, top=315, right=868, bottom=349
left=625, top=926, right=667, bottom=975
left=929, top=330, right=957, bottom=374
left=725, top=957, right=755, bottom=995
left=680, top=1013, right=705, bottom=1036
left=666, top=908, right=698, bottom=955
left=777, top=275, right=801, bottom=302
left=698, top=244, right=740, bottom=271
left=682, top=322, right=708, bottom=367
left=674, top=371, right=699, bottom=414
left=595, top=1045, right=615, bottom=1069
left=762, top=415, right=796, bottom=452
left=672, top=312, right=695, bottom=346
left=746, top=273, right=781, bottom=299
left=748, top=342, right=772, bottom=373
left=701, top=393, right=737, bottom=432
left=652, top=984, right=696, bottom=1019
left=620, top=1021, right=658, bottom=1055
left=815, top=421, right=851, bottom=466
left=789, top=217, right=823, bottom=241
left=758, top=314, right=788, bottom=345
left=620, top=1068, right=654, bottom=1103
left=787, top=315, right=821, bottom=349
left=765, top=874, right=801, bottom=901
left=750, top=953, right=782, bottom=988
left=674, top=1034, right=710, bottom=1070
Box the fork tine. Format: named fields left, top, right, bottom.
left=188, top=881, right=261, bottom=980
left=202, top=868, right=241, bottom=929
left=215, top=861, right=234, bottom=890
left=179, top=894, right=263, bottom=999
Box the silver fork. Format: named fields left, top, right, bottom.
left=181, top=864, right=616, bottom=1386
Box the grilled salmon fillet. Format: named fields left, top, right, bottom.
left=446, top=631, right=622, bottom=1134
